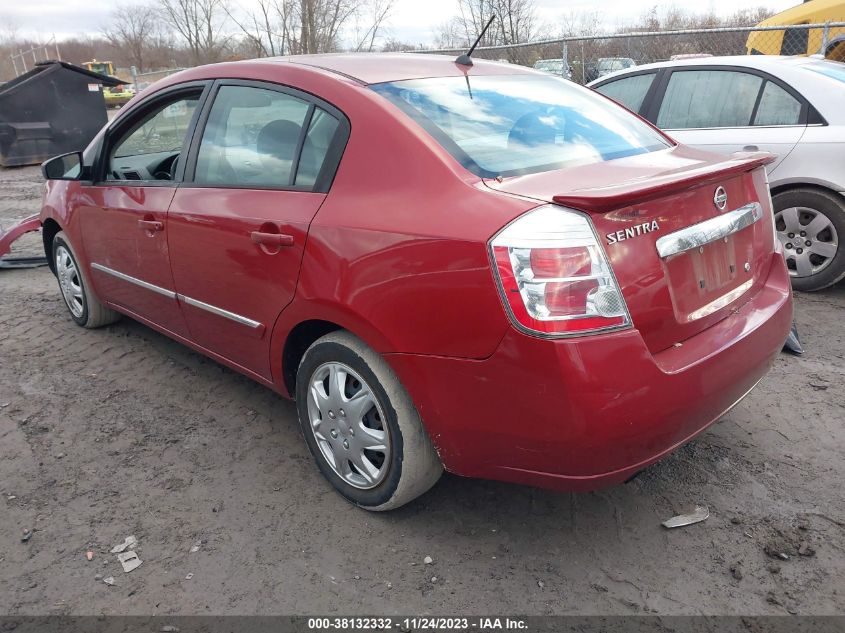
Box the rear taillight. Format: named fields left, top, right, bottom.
left=490, top=205, right=631, bottom=337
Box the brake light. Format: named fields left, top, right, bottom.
left=490, top=205, right=631, bottom=337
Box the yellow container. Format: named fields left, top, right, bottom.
left=746, top=0, right=845, bottom=60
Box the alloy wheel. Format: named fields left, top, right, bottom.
left=775, top=206, right=839, bottom=278
left=306, top=361, right=391, bottom=490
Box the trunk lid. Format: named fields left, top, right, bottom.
left=486, top=146, right=778, bottom=354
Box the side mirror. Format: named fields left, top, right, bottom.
left=41, top=152, right=86, bottom=181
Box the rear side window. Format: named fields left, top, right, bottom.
left=296, top=108, right=339, bottom=188
left=371, top=74, right=669, bottom=178
left=754, top=81, right=802, bottom=126
left=194, top=85, right=339, bottom=189
left=594, top=73, right=656, bottom=113
left=657, top=70, right=762, bottom=129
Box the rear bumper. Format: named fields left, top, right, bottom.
left=386, top=253, right=793, bottom=492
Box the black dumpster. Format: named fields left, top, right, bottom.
left=0, top=61, right=123, bottom=167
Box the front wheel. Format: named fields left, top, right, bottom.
left=773, top=188, right=845, bottom=292
left=52, top=231, right=120, bottom=328
left=295, top=331, right=442, bottom=511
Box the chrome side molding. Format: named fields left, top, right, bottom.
left=178, top=294, right=262, bottom=329
left=656, top=202, right=763, bottom=259
left=91, top=262, right=177, bottom=299
left=90, top=262, right=262, bottom=330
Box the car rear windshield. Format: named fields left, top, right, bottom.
left=371, top=74, right=670, bottom=178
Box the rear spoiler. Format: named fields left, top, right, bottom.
left=552, top=152, right=776, bottom=213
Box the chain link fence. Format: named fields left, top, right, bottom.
left=415, top=22, right=845, bottom=85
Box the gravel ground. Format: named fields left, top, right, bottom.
left=1, top=165, right=844, bottom=616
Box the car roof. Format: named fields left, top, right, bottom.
left=263, top=53, right=536, bottom=85
left=589, top=55, right=830, bottom=84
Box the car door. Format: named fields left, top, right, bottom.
left=167, top=80, right=349, bottom=379
left=79, top=83, right=208, bottom=337
left=649, top=67, right=806, bottom=172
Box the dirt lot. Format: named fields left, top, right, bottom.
left=1, top=164, right=844, bottom=616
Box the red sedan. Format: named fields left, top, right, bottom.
left=39, top=54, right=793, bottom=510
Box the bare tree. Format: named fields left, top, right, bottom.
left=353, top=0, right=393, bottom=52
left=230, top=0, right=394, bottom=57
left=103, top=3, right=161, bottom=73
left=435, top=0, right=541, bottom=61
left=161, top=0, right=231, bottom=64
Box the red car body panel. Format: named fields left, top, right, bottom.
left=39, top=55, right=793, bottom=493
left=386, top=254, right=791, bottom=488
left=168, top=188, right=327, bottom=378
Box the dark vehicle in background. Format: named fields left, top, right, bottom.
left=532, top=58, right=572, bottom=80
left=594, top=57, right=637, bottom=80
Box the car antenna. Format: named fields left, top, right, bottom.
left=455, top=14, right=496, bottom=67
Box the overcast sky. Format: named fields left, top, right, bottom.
left=3, top=0, right=799, bottom=47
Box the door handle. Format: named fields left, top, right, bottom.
left=138, top=219, right=164, bottom=232
left=251, top=231, right=294, bottom=247
left=743, top=145, right=759, bottom=152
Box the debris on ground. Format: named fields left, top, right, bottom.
left=117, top=551, right=142, bottom=573
left=103, top=576, right=115, bottom=586
left=431, top=576, right=438, bottom=583
left=423, top=556, right=433, bottom=565
left=537, top=580, right=545, bottom=589
left=21, top=529, right=33, bottom=543
left=764, top=540, right=793, bottom=561
left=189, top=540, right=201, bottom=553
left=86, top=550, right=94, bottom=561
left=185, top=573, right=194, bottom=580
left=161, top=626, right=180, bottom=633
left=110, top=535, right=138, bottom=554
left=662, top=506, right=709, bottom=529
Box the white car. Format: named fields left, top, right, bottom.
left=590, top=55, right=845, bottom=291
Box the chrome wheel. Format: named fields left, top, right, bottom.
left=55, top=245, right=84, bottom=318
left=776, top=206, right=839, bottom=278
left=306, top=362, right=391, bottom=490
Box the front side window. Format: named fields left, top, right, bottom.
left=371, top=74, right=670, bottom=178
left=657, top=70, right=762, bottom=129
left=109, top=93, right=201, bottom=181
left=194, top=85, right=339, bottom=188
left=594, top=73, right=656, bottom=113
left=754, top=81, right=802, bottom=126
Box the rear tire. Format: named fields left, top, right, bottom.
left=772, top=188, right=845, bottom=292
left=295, top=331, right=442, bottom=511
left=52, top=231, right=121, bottom=328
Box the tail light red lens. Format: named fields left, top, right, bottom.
left=490, top=205, right=631, bottom=337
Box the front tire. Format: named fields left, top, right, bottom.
left=52, top=231, right=120, bottom=328
left=295, top=331, right=442, bottom=511
left=773, top=188, right=845, bottom=292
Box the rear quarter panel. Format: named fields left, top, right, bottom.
left=769, top=125, right=845, bottom=193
